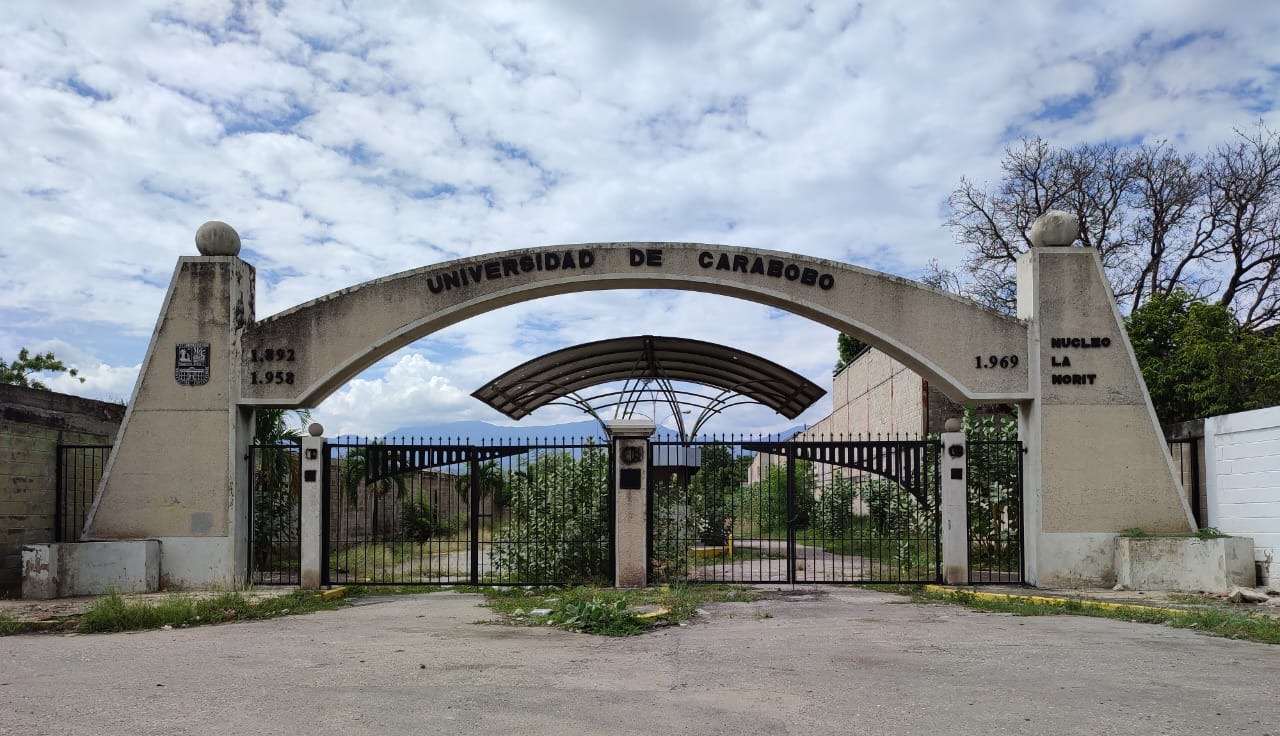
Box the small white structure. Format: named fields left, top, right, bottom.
left=1204, top=406, right=1280, bottom=586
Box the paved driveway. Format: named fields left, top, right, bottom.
left=2, top=587, right=1276, bottom=736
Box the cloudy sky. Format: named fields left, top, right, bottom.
left=2, top=1, right=1278, bottom=437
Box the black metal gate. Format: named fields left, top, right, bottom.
left=323, top=437, right=613, bottom=586
left=54, top=443, right=110, bottom=542
left=649, top=437, right=942, bottom=584
left=248, top=442, right=302, bottom=584
left=965, top=439, right=1024, bottom=584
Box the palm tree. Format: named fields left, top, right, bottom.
left=454, top=460, right=509, bottom=515
left=340, top=440, right=409, bottom=538
left=251, top=408, right=312, bottom=570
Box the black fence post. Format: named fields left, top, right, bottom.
left=469, top=451, right=480, bottom=585
left=786, top=443, right=796, bottom=585
left=54, top=432, right=64, bottom=543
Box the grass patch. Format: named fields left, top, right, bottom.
left=76, top=590, right=349, bottom=634
left=0, top=611, right=41, bottom=636
left=468, top=584, right=763, bottom=636
left=910, top=587, right=1280, bottom=645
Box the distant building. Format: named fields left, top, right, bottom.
left=798, top=347, right=963, bottom=440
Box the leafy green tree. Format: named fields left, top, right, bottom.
left=1127, top=290, right=1280, bottom=424
left=0, top=348, right=84, bottom=389
left=833, top=334, right=868, bottom=374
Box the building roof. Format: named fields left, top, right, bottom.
left=471, top=335, right=825, bottom=436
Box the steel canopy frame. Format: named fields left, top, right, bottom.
left=471, top=335, right=826, bottom=439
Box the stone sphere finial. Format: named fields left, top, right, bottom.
left=307, top=422, right=325, bottom=437
left=944, top=417, right=962, bottom=433
left=195, top=221, right=242, bottom=256
left=1029, top=210, right=1079, bottom=247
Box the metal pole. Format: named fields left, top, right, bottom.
left=54, top=432, right=64, bottom=542
left=786, top=444, right=796, bottom=585
left=469, top=452, right=480, bottom=585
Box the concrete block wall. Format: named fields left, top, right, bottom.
left=806, top=350, right=929, bottom=438
left=0, top=385, right=123, bottom=596
left=1204, top=406, right=1280, bottom=587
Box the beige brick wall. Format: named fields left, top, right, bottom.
left=801, top=350, right=932, bottom=439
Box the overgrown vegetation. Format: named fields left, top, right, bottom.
left=471, top=584, right=764, bottom=636
left=399, top=498, right=455, bottom=542
left=912, top=587, right=1280, bottom=645
left=251, top=408, right=309, bottom=572
left=0, top=611, right=35, bottom=635
left=489, top=444, right=612, bottom=583
left=1126, top=289, right=1280, bottom=423
left=76, top=590, right=349, bottom=634
left=961, top=408, right=1020, bottom=572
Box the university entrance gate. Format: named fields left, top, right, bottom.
left=247, top=432, right=1023, bottom=587
left=649, top=436, right=1023, bottom=586
left=251, top=437, right=615, bottom=587
left=51, top=215, right=1197, bottom=596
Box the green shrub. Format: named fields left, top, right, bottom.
left=650, top=473, right=696, bottom=582
left=816, top=474, right=859, bottom=536
left=550, top=595, right=647, bottom=636
left=400, top=498, right=444, bottom=542
left=741, top=461, right=815, bottom=533
left=489, top=445, right=611, bottom=583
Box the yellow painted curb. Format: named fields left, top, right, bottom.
left=317, top=587, right=348, bottom=601
left=637, top=607, right=670, bottom=621
left=921, top=585, right=1189, bottom=617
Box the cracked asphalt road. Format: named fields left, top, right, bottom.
left=2, top=587, right=1276, bottom=736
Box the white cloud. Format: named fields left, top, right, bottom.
left=2, top=1, right=1278, bottom=435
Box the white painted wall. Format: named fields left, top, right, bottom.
left=1205, top=405, right=1280, bottom=586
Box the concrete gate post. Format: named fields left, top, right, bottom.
left=1016, top=213, right=1194, bottom=586
left=299, top=423, right=325, bottom=589
left=606, top=419, right=655, bottom=588
left=940, top=422, right=968, bottom=585
left=80, top=222, right=256, bottom=589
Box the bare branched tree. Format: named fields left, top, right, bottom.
left=945, top=122, right=1280, bottom=327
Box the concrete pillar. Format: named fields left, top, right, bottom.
left=940, top=429, right=968, bottom=585
left=607, top=419, right=655, bottom=588
left=1016, top=212, right=1194, bottom=586
left=81, top=223, right=255, bottom=589
left=299, top=424, right=325, bottom=589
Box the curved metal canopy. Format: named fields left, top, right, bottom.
left=471, top=335, right=825, bottom=438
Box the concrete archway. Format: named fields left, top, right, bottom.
left=239, top=243, right=1030, bottom=408
left=73, top=231, right=1194, bottom=592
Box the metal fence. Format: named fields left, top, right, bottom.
left=55, top=444, right=110, bottom=542
left=649, top=435, right=942, bottom=585
left=965, top=440, right=1024, bottom=584
left=1166, top=437, right=1204, bottom=527
left=324, top=437, right=613, bottom=586
left=248, top=442, right=302, bottom=585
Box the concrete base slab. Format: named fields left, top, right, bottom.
left=1116, top=536, right=1256, bottom=592
left=153, top=536, right=239, bottom=590
left=22, top=541, right=160, bottom=599
left=1034, top=532, right=1118, bottom=587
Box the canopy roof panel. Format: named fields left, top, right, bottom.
left=471, top=335, right=825, bottom=424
